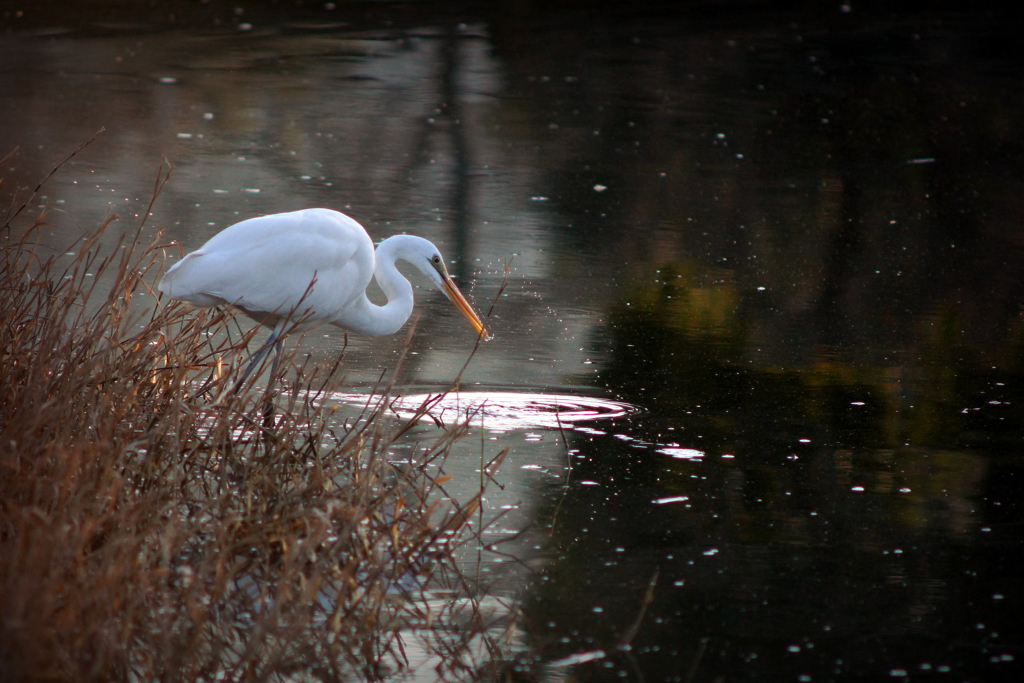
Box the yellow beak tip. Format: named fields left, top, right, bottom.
left=442, top=275, right=492, bottom=342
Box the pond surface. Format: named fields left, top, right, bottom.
left=4, top=2, right=1024, bottom=680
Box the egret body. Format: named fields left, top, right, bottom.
left=159, top=208, right=490, bottom=387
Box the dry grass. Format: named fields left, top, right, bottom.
left=0, top=171, right=514, bottom=681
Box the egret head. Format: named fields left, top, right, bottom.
left=388, top=236, right=490, bottom=341
left=422, top=250, right=492, bottom=341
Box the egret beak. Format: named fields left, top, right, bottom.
left=439, top=274, right=492, bottom=341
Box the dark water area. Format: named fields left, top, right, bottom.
left=3, top=1, right=1024, bottom=680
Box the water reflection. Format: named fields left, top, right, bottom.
left=330, top=390, right=638, bottom=432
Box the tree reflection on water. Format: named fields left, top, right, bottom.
left=503, top=6, right=1024, bottom=681
left=522, top=274, right=1022, bottom=679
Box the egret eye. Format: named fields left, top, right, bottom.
left=431, top=255, right=442, bottom=265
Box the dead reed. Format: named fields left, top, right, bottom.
left=0, top=185, right=513, bottom=680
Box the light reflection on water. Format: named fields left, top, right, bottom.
left=325, top=390, right=639, bottom=433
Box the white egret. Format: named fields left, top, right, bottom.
left=159, top=208, right=490, bottom=389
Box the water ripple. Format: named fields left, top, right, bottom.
left=329, top=391, right=639, bottom=433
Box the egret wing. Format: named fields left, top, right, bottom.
left=159, top=209, right=375, bottom=329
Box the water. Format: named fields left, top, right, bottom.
left=4, top=3, right=1024, bottom=680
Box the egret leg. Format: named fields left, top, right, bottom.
left=261, top=334, right=286, bottom=420
left=233, top=329, right=281, bottom=394
left=265, top=335, right=286, bottom=387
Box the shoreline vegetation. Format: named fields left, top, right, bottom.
left=0, top=160, right=513, bottom=681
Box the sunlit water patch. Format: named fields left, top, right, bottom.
left=324, top=390, right=639, bottom=433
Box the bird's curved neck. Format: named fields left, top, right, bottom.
left=330, top=235, right=416, bottom=337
